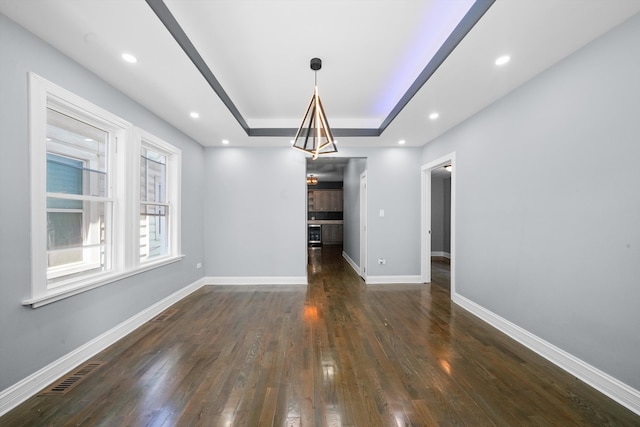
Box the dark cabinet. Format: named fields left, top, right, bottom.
left=308, top=190, right=343, bottom=212
left=322, top=224, right=343, bottom=244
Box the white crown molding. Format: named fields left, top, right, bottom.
left=0, top=277, right=205, bottom=417
left=452, top=293, right=640, bottom=416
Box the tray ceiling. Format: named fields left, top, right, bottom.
left=1, top=0, right=639, bottom=148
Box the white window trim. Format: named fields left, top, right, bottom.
left=25, top=73, right=184, bottom=308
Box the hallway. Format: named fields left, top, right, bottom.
left=1, top=247, right=638, bottom=426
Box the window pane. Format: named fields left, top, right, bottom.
left=46, top=154, right=82, bottom=194
left=47, top=108, right=108, bottom=198
left=140, top=204, right=168, bottom=260
left=47, top=212, right=83, bottom=267
left=47, top=211, right=83, bottom=251
left=47, top=154, right=83, bottom=209
left=45, top=107, right=112, bottom=285
left=140, top=147, right=166, bottom=203
left=47, top=198, right=111, bottom=283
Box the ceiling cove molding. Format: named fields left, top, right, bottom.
left=378, top=0, right=495, bottom=133
left=144, top=0, right=250, bottom=134
left=248, top=128, right=381, bottom=138
left=145, top=0, right=495, bottom=138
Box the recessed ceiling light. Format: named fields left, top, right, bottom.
left=222, top=139, right=230, bottom=145
left=84, top=138, right=93, bottom=142
left=495, top=55, right=511, bottom=66
left=121, top=53, right=138, bottom=64
left=398, top=140, right=406, bottom=145
left=190, top=112, right=200, bottom=119
left=429, top=112, right=439, bottom=120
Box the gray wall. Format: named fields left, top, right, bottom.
left=421, top=12, right=640, bottom=390
left=340, top=147, right=422, bottom=277
left=431, top=174, right=452, bottom=255
left=0, top=14, right=205, bottom=390
left=443, top=177, right=451, bottom=254
left=343, top=158, right=367, bottom=267
left=203, top=147, right=307, bottom=278
left=201, top=146, right=422, bottom=279
left=431, top=174, right=445, bottom=253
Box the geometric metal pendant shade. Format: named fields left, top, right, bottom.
left=291, top=58, right=338, bottom=159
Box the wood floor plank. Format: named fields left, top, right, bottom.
left=1, top=248, right=638, bottom=426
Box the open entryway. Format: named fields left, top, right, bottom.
left=421, top=153, right=456, bottom=294
left=305, top=157, right=367, bottom=280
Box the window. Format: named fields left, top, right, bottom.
left=27, top=73, right=182, bottom=307
left=140, top=147, right=168, bottom=261
left=136, top=129, right=181, bottom=265
left=46, top=108, right=111, bottom=283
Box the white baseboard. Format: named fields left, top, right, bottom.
left=366, top=275, right=423, bottom=285
left=452, top=293, right=640, bottom=416
left=0, top=277, right=205, bottom=417
left=342, top=251, right=360, bottom=276
left=205, top=276, right=307, bottom=286
left=431, top=251, right=451, bottom=259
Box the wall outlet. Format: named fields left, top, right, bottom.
left=378, top=258, right=386, bottom=265
left=196, top=262, right=202, bottom=269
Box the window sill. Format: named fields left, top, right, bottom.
left=22, top=254, right=186, bottom=308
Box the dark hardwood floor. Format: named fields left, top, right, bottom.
left=2, top=246, right=638, bottom=426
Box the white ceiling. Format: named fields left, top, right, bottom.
left=306, top=157, right=354, bottom=182
left=2, top=0, right=639, bottom=149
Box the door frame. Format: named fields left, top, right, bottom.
left=360, top=171, right=368, bottom=281
left=421, top=153, right=456, bottom=294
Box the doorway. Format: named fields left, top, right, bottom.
left=305, top=157, right=367, bottom=278
left=421, top=153, right=456, bottom=294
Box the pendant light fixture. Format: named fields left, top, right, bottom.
left=291, top=58, right=337, bottom=159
